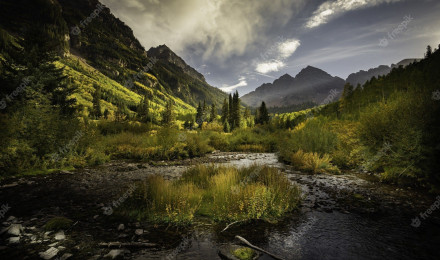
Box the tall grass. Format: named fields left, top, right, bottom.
left=123, top=165, right=301, bottom=225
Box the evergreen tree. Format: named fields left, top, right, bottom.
left=232, top=91, right=241, bottom=129
left=162, top=101, right=175, bottom=126
left=228, top=93, right=233, bottom=126
left=137, top=94, right=150, bottom=123
left=210, top=103, right=217, bottom=122
left=103, top=109, right=110, bottom=120
left=92, top=84, right=102, bottom=119
left=196, top=101, right=203, bottom=125
left=256, top=101, right=269, bottom=124
left=426, top=45, right=433, bottom=58
left=221, top=98, right=229, bottom=124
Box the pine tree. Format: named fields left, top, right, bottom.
left=232, top=91, right=241, bottom=129
left=162, top=101, right=175, bottom=126
left=196, top=101, right=203, bottom=125
left=426, top=45, right=433, bottom=58
left=92, top=84, right=102, bottom=119
left=137, top=94, right=150, bottom=123
left=210, top=103, right=217, bottom=122
left=221, top=98, right=229, bottom=124
left=103, top=109, right=110, bottom=120
left=228, top=93, right=233, bottom=126
left=257, top=101, right=269, bottom=124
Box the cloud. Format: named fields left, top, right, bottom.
left=102, top=0, right=304, bottom=61
left=305, top=0, right=403, bottom=29
left=256, top=60, right=286, bottom=74
left=220, top=77, right=248, bottom=92
left=254, top=38, right=299, bottom=74
left=278, top=39, right=301, bottom=58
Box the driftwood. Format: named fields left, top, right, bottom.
left=235, top=235, right=285, bottom=260
left=221, top=221, right=244, bottom=232
left=99, top=242, right=157, bottom=248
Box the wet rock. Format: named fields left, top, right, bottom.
left=8, top=237, right=20, bottom=244
left=39, top=247, right=59, bottom=259
left=6, top=216, right=16, bottom=222
left=49, top=242, right=59, bottom=247
left=59, top=253, right=73, bottom=260
left=8, top=224, right=23, bottom=236
left=104, top=249, right=125, bottom=259
left=135, top=229, right=143, bottom=235
left=55, top=231, right=66, bottom=240
left=117, top=224, right=125, bottom=231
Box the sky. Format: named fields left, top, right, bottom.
left=101, top=0, right=440, bottom=95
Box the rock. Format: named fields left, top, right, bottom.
left=57, top=246, right=66, bottom=251
left=117, top=224, right=125, bottom=231
left=60, top=253, right=73, bottom=260
left=49, top=242, right=59, bottom=247
left=93, top=215, right=99, bottom=220
left=6, top=216, right=16, bottom=222
left=39, top=247, right=59, bottom=259
left=8, top=237, right=20, bottom=244
left=8, top=224, right=23, bottom=236
left=54, top=231, right=66, bottom=240
left=104, top=249, right=124, bottom=259
left=135, top=229, right=143, bottom=235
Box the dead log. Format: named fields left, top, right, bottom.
left=98, top=242, right=157, bottom=248
left=235, top=235, right=285, bottom=260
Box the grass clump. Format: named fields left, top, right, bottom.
left=44, top=217, right=73, bottom=231
left=123, top=165, right=301, bottom=225
left=233, top=247, right=256, bottom=260
left=288, top=150, right=340, bottom=174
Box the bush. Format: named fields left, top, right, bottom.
left=287, top=150, right=340, bottom=174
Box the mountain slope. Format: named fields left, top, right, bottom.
left=242, top=66, right=345, bottom=107
left=0, top=0, right=225, bottom=118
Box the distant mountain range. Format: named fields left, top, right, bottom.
left=242, top=59, right=421, bottom=108
left=242, top=66, right=345, bottom=108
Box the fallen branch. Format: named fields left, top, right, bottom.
left=99, top=242, right=157, bottom=248
left=235, top=235, right=285, bottom=260
left=221, top=221, right=244, bottom=232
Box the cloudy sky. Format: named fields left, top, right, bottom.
left=101, top=0, right=440, bottom=95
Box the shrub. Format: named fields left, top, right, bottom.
left=288, top=150, right=340, bottom=174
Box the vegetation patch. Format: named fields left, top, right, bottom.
left=121, top=165, right=301, bottom=225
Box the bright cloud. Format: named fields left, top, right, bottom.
left=220, top=77, right=248, bottom=93
left=256, top=60, right=286, bottom=74
left=278, top=39, right=301, bottom=58
left=305, top=0, right=403, bottom=29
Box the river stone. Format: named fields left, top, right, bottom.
left=8, top=237, right=20, bottom=244
left=54, top=231, right=65, bottom=240
left=104, top=249, right=124, bottom=259
left=60, top=253, right=73, bottom=260
left=8, top=224, right=23, bottom=236
left=117, top=224, right=125, bottom=231
left=135, top=229, right=143, bottom=235
left=39, top=247, right=59, bottom=259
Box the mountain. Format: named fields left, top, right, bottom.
left=0, top=0, right=226, bottom=119
left=346, top=59, right=421, bottom=87
left=242, top=66, right=345, bottom=107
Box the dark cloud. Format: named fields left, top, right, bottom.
left=101, top=0, right=440, bottom=94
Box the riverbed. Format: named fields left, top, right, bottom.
left=0, top=152, right=439, bottom=259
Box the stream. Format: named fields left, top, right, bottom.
left=0, top=153, right=439, bottom=260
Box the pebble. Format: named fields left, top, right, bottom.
left=117, top=224, right=125, bottom=231
left=8, top=237, right=20, bottom=244
left=8, top=224, right=23, bottom=236
left=104, top=249, right=124, bottom=259
left=55, top=231, right=66, bottom=241
left=135, top=229, right=143, bottom=235
left=39, top=247, right=59, bottom=260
